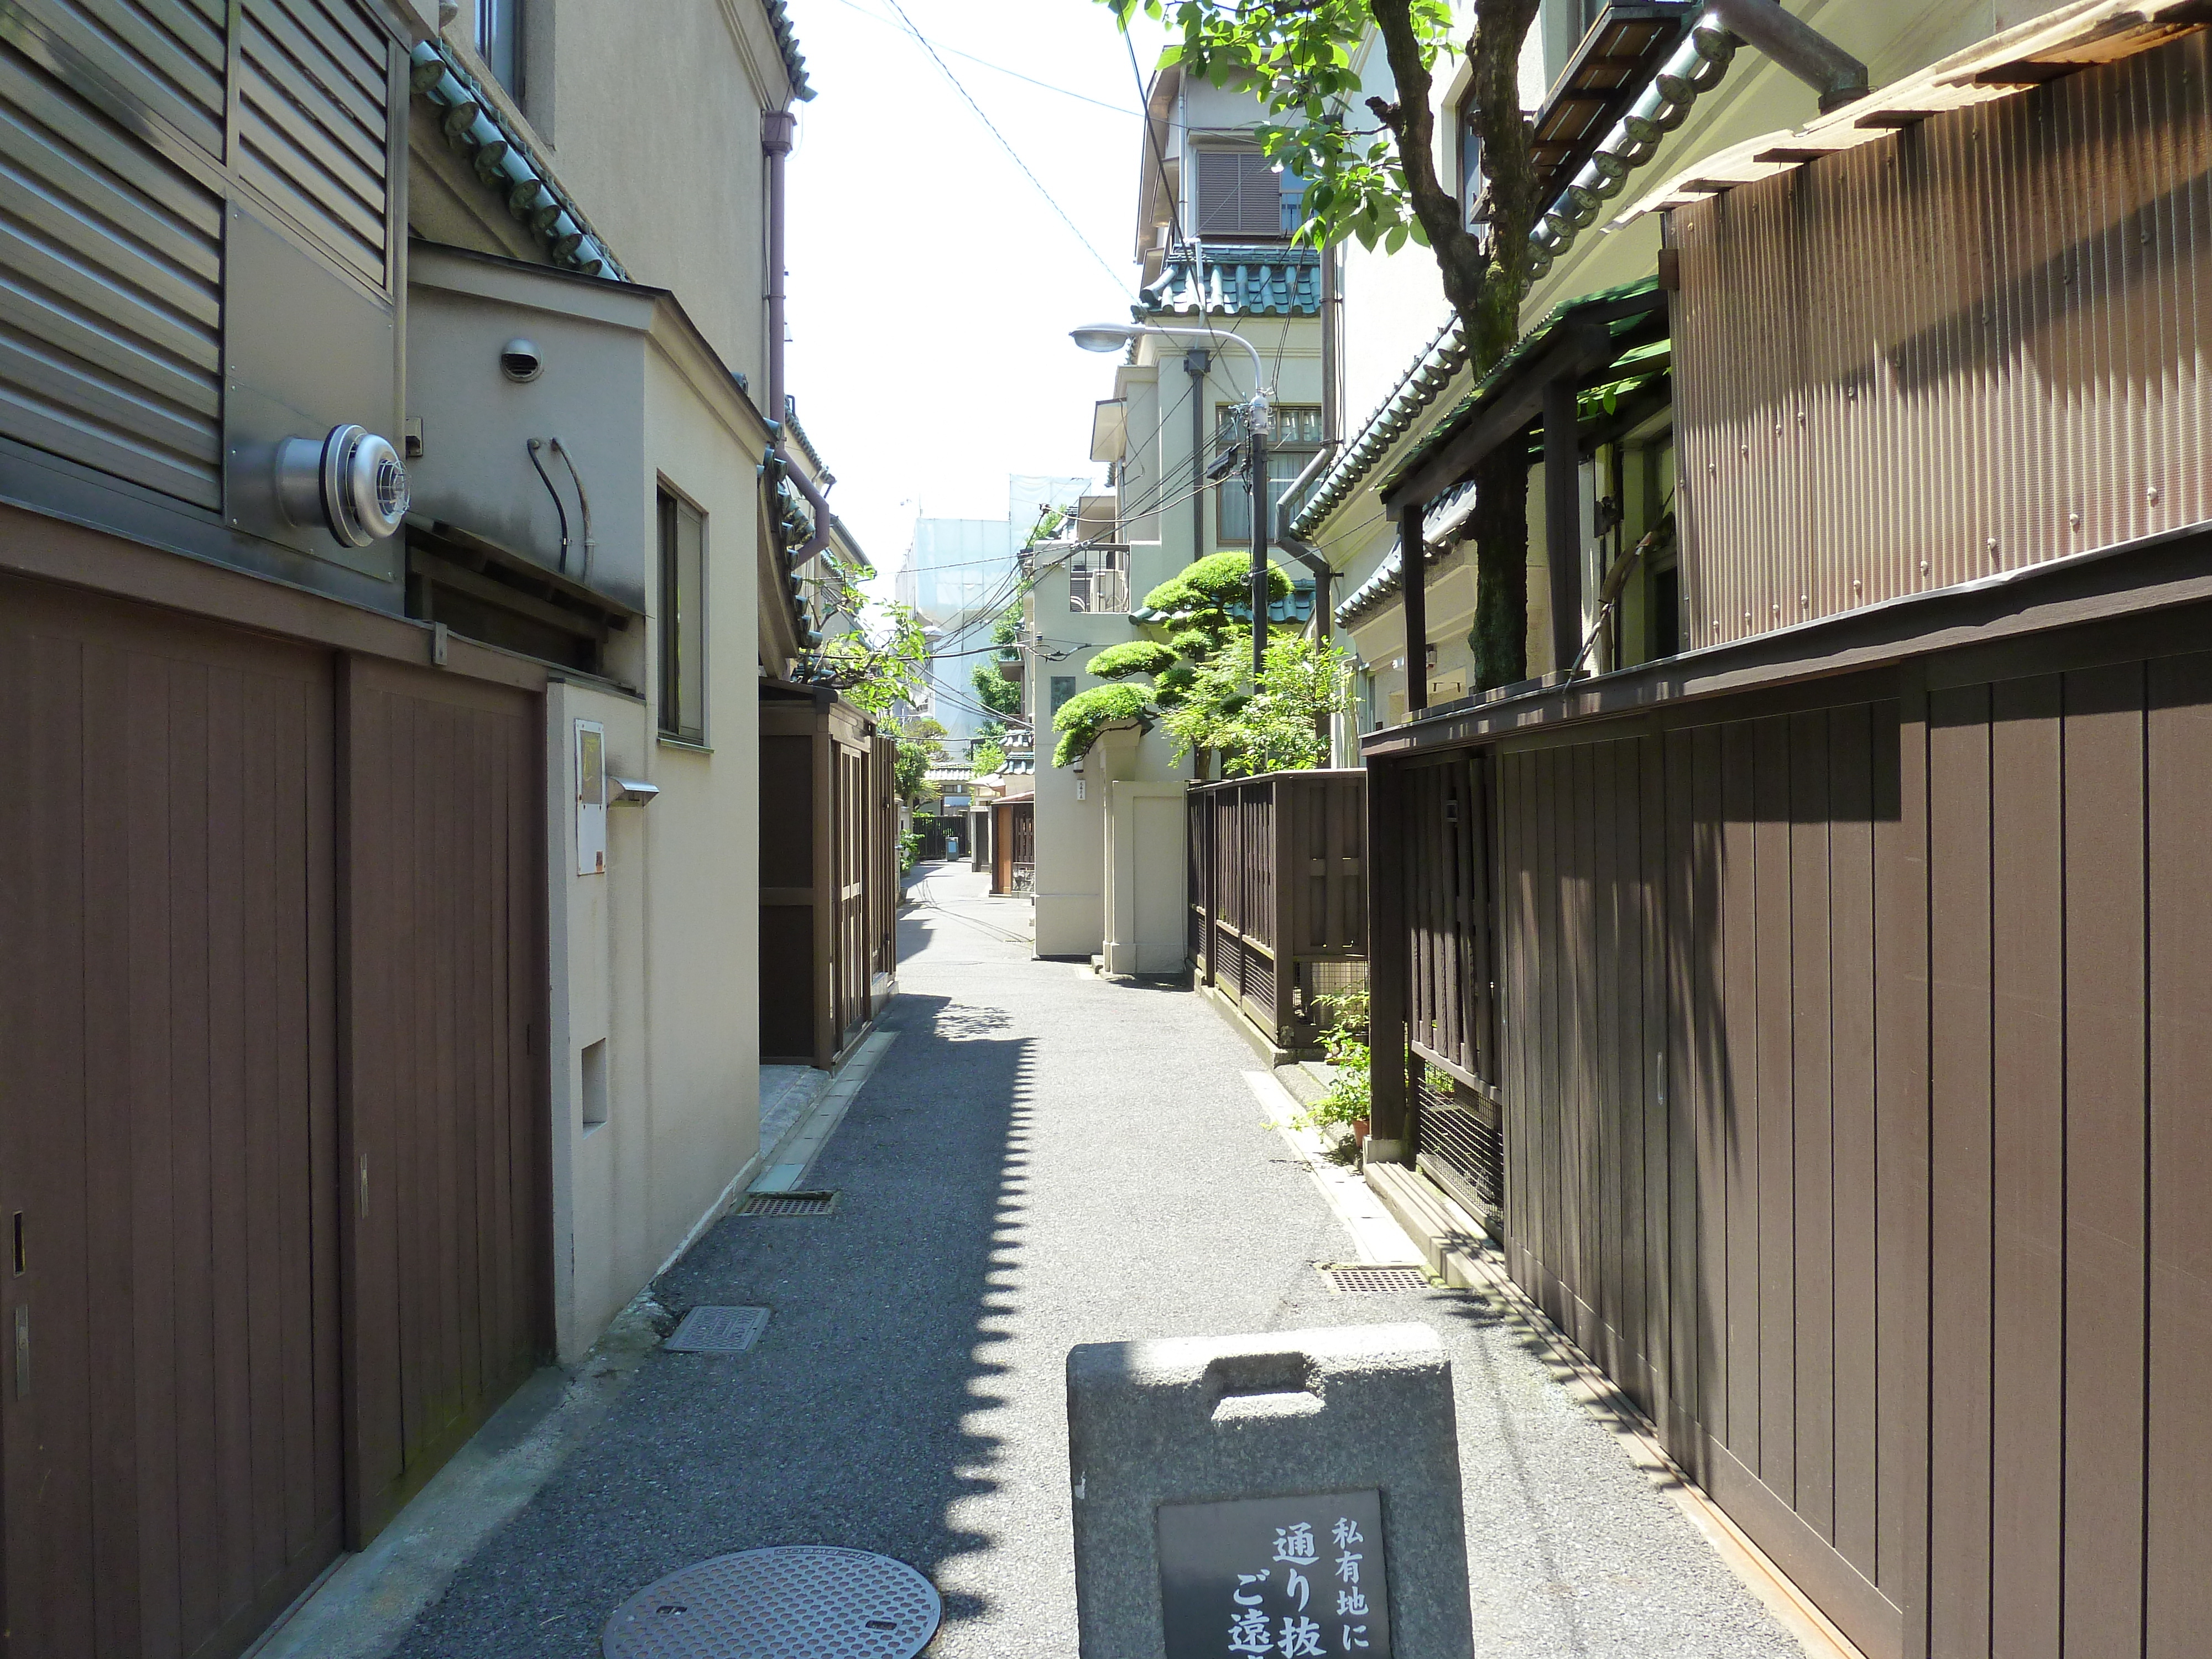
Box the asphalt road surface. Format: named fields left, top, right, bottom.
left=389, top=863, right=1802, bottom=1658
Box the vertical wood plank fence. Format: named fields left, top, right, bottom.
left=1187, top=770, right=1366, bottom=1050
left=1367, top=609, right=2212, bottom=1659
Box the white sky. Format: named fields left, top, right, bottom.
left=780, top=0, right=1167, bottom=588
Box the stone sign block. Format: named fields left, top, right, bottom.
left=1066, top=1324, right=1472, bottom=1659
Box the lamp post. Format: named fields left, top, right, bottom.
left=1072, top=322, right=1272, bottom=675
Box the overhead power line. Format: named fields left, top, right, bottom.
left=878, top=0, right=1131, bottom=294
left=816, top=0, right=1144, bottom=118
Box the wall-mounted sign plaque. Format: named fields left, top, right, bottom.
left=1156, top=1488, right=1390, bottom=1657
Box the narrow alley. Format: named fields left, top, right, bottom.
left=384, top=865, right=1803, bottom=1657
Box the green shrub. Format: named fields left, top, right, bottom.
left=1051, top=682, right=1150, bottom=767
left=1085, top=640, right=1176, bottom=681
left=1140, top=575, right=1202, bottom=615
left=1181, top=550, right=1291, bottom=606
left=1168, top=628, right=1217, bottom=660
left=1296, top=987, right=1373, bottom=1135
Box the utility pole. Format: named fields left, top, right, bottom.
left=1247, top=402, right=1270, bottom=677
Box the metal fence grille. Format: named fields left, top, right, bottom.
left=1241, top=948, right=1276, bottom=1021
left=1296, top=957, right=1369, bottom=1018
left=1415, top=1069, right=1502, bottom=1228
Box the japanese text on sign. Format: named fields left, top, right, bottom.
left=1156, top=1489, right=1390, bottom=1658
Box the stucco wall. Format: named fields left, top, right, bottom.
left=521, top=0, right=784, bottom=395
left=1032, top=317, right=1327, bottom=959
left=407, top=248, right=654, bottom=624
left=411, top=249, right=768, bottom=1361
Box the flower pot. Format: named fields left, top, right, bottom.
left=1353, top=1118, right=1370, bottom=1145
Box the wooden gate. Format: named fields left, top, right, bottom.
left=0, top=578, right=549, bottom=1656
left=760, top=682, right=893, bottom=1068
left=993, top=797, right=1034, bottom=894
left=0, top=576, right=345, bottom=1658
left=1403, top=755, right=1503, bottom=1228
left=337, top=656, right=546, bottom=1542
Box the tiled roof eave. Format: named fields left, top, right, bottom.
left=1135, top=244, right=1323, bottom=320
left=765, top=0, right=815, bottom=101
left=1293, top=275, right=1662, bottom=540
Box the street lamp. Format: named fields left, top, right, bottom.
left=1070, top=321, right=1274, bottom=675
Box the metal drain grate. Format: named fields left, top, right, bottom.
left=738, top=1190, right=837, bottom=1217
left=602, top=1545, right=940, bottom=1659
left=665, top=1306, right=769, bottom=1354
left=1317, top=1263, right=1432, bottom=1294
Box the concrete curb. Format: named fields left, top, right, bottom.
left=244, top=1298, right=669, bottom=1659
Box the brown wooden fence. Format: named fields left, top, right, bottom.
left=1399, top=755, right=1506, bottom=1227
left=1187, top=771, right=1366, bottom=1048
left=992, top=797, right=1034, bottom=894
left=761, top=681, right=899, bottom=1068
left=0, top=575, right=549, bottom=1658
left=1366, top=598, right=2212, bottom=1659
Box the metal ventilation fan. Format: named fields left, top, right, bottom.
left=274, top=423, right=411, bottom=547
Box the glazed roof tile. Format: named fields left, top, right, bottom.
left=1138, top=245, right=1320, bottom=319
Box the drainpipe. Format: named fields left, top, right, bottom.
left=761, top=107, right=795, bottom=430
left=761, top=107, right=832, bottom=570
left=1185, top=346, right=1209, bottom=564
left=1274, top=440, right=1340, bottom=643
left=1320, top=246, right=1339, bottom=447
left=1706, top=0, right=1868, bottom=111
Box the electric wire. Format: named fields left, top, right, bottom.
left=879, top=0, right=1132, bottom=295
left=813, top=0, right=1144, bottom=118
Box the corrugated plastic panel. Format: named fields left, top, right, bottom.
left=1673, top=31, right=2211, bottom=651
left=239, top=0, right=389, bottom=288
left=0, top=23, right=223, bottom=505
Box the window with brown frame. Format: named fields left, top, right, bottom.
left=657, top=487, right=706, bottom=743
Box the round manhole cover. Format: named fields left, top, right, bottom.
left=602, top=1546, right=941, bottom=1659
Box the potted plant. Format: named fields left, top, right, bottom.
left=1295, top=988, right=1375, bottom=1161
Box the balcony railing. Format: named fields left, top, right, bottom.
left=1068, top=546, right=1130, bottom=614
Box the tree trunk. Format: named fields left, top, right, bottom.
left=1469, top=442, right=1528, bottom=689
left=1370, top=0, right=1545, bottom=691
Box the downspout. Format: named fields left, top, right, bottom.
left=1274, top=440, right=1340, bottom=643
left=1706, top=0, right=1868, bottom=110
left=762, top=108, right=795, bottom=431
left=1320, top=245, right=1338, bottom=448
left=1186, top=346, right=1209, bottom=564
left=761, top=106, right=832, bottom=569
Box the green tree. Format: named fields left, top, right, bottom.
left=971, top=659, right=1022, bottom=719
left=1162, top=633, right=1352, bottom=776
left=1052, top=551, right=1347, bottom=774
left=894, top=716, right=947, bottom=804
left=1103, top=0, right=1544, bottom=689
left=816, top=599, right=931, bottom=716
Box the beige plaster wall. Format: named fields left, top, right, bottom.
left=511, top=0, right=787, bottom=394
left=411, top=251, right=767, bottom=1361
